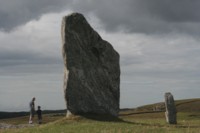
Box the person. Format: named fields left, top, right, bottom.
left=36, top=106, right=42, bottom=124
left=29, top=97, right=35, bottom=124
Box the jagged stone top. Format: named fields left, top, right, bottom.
left=62, top=12, right=95, bottom=37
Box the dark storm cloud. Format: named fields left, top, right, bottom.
left=1, top=0, right=200, bottom=34
left=0, top=0, right=200, bottom=67
left=1, top=0, right=200, bottom=111
left=0, top=0, right=72, bottom=31
left=137, top=0, right=200, bottom=22
left=71, top=0, right=200, bottom=34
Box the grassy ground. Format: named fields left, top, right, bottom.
left=1, top=98, right=200, bottom=133
left=0, top=113, right=64, bottom=125
left=0, top=112, right=200, bottom=133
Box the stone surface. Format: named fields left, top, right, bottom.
left=164, top=92, right=177, bottom=124
left=61, top=13, right=120, bottom=116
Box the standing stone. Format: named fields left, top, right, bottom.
left=61, top=13, right=120, bottom=117
left=164, top=92, right=177, bottom=124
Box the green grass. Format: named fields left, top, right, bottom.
left=1, top=98, right=200, bottom=133
left=0, top=114, right=64, bottom=125
left=1, top=112, right=200, bottom=133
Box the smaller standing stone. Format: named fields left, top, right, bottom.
left=164, top=92, right=177, bottom=124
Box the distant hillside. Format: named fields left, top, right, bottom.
left=120, top=98, right=200, bottom=115
left=0, top=112, right=29, bottom=119
left=175, top=98, right=200, bottom=112
left=0, top=110, right=66, bottom=119
left=1, top=98, right=200, bottom=119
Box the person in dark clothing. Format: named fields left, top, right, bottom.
left=29, top=97, right=35, bottom=124
left=36, top=106, right=42, bottom=124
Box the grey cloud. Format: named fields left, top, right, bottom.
left=0, top=50, right=62, bottom=67
left=138, top=0, right=200, bottom=22
left=0, top=0, right=72, bottom=31
left=1, top=0, right=200, bottom=111
left=0, top=31, right=63, bottom=67
left=71, top=0, right=200, bottom=34
left=0, top=10, right=65, bottom=67
left=1, top=0, right=200, bottom=34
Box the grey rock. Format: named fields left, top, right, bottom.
left=61, top=13, right=120, bottom=117
left=164, top=92, right=177, bottom=124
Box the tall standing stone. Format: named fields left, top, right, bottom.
left=164, top=92, right=177, bottom=124
left=61, top=13, right=120, bottom=117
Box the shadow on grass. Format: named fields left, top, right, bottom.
left=80, top=113, right=165, bottom=127
left=64, top=112, right=200, bottom=130
left=80, top=113, right=125, bottom=122
left=78, top=113, right=150, bottom=126
left=78, top=113, right=200, bottom=129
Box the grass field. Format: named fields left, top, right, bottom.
left=0, top=98, right=200, bottom=133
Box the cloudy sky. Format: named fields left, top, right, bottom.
left=0, top=0, right=200, bottom=112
